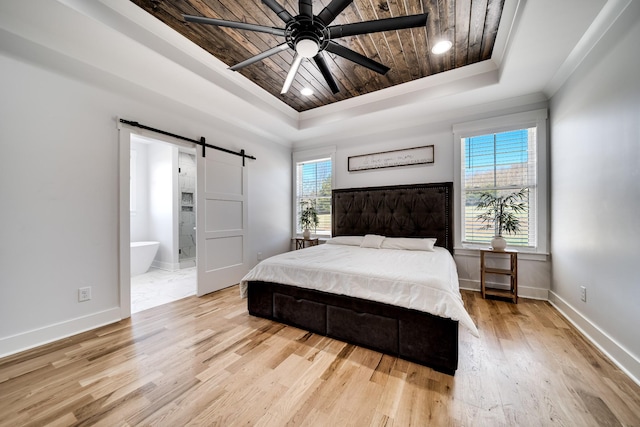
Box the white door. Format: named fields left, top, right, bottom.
left=196, top=146, right=248, bottom=296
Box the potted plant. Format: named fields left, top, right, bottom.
left=299, top=200, right=319, bottom=239
left=475, top=188, right=528, bottom=251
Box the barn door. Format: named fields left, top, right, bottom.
left=196, top=146, right=248, bottom=296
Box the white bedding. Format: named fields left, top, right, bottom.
left=240, top=244, right=479, bottom=336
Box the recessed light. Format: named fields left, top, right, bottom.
left=431, top=40, right=453, bottom=54
left=301, top=87, right=313, bottom=96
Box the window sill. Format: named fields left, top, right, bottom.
left=454, top=246, right=550, bottom=262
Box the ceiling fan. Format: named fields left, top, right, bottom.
left=183, top=0, right=428, bottom=95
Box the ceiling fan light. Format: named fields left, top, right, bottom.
left=431, top=40, right=453, bottom=54
left=296, top=38, right=319, bottom=58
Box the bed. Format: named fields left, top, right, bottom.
left=240, top=182, right=477, bottom=375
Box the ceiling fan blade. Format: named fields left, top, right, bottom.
left=183, top=14, right=285, bottom=37
left=281, top=54, right=304, bottom=94
left=313, top=53, right=339, bottom=94
left=299, top=0, right=313, bottom=18
left=262, top=0, right=294, bottom=23
left=325, top=41, right=390, bottom=75
left=328, top=13, right=428, bottom=38
left=229, top=43, right=289, bottom=71
left=317, top=0, right=353, bottom=25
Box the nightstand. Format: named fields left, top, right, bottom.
left=480, top=249, right=518, bottom=303
left=295, top=237, right=319, bottom=250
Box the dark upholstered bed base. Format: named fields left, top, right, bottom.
left=247, top=281, right=459, bottom=375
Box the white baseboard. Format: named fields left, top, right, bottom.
left=0, top=308, right=121, bottom=359
left=548, top=291, right=640, bottom=387
left=459, top=279, right=549, bottom=300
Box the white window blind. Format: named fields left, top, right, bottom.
left=295, top=158, right=332, bottom=235
left=462, top=128, right=537, bottom=247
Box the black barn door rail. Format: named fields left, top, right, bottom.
left=120, top=119, right=256, bottom=165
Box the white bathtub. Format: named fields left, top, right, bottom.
left=130, top=241, right=159, bottom=276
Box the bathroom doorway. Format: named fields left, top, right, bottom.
left=129, top=134, right=197, bottom=313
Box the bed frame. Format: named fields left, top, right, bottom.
left=247, top=182, right=459, bottom=375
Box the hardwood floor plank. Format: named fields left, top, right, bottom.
left=125, top=377, right=201, bottom=425
left=255, top=355, right=334, bottom=425
left=10, top=388, right=93, bottom=427
left=602, top=376, right=640, bottom=425
left=375, top=367, right=407, bottom=419
left=0, top=287, right=638, bottom=427
left=370, top=354, right=396, bottom=385
left=576, top=388, right=623, bottom=427
left=72, top=382, right=155, bottom=426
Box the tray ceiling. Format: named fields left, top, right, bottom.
left=131, top=0, right=505, bottom=112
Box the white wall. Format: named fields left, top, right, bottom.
left=148, top=142, right=178, bottom=270
left=130, top=141, right=149, bottom=242
left=0, top=46, right=291, bottom=356
left=549, top=2, right=640, bottom=382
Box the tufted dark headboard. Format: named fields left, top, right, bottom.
left=332, top=182, right=454, bottom=254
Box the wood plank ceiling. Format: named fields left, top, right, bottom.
left=131, top=0, right=505, bottom=112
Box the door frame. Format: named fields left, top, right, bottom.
left=117, top=121, right=197, bottom=319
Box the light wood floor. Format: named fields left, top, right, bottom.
left=1, top=288, right=638, bottom=426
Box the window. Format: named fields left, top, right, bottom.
left=293, top=148, right=335, bottom=237
left=295, top=158, right=332, bottom=234
left=454, top=110, right=548, bottom=254
left=463, top=128, right=536, bottom=246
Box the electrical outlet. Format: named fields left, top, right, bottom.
left=257, top=252, right=263, bottom=261
left=78, top=287, right=92, bottom=302
left=580, top=286, right=587, bottom=302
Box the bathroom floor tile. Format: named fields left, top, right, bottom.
left=131, top=267, right=196, bottom=313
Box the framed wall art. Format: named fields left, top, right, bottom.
left=348, top=145, right=434, bottom=172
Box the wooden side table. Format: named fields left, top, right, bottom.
left=295, top=237, right=319, bottom=250
left=480, top=249, right=518, bottom=303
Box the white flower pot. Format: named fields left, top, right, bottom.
left=491, top=236, right=507, bottom=251
left=303, top=229, right=311, bottom=239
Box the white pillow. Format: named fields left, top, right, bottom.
left=380, top=237, right=437, bottom=251
left=326, top=236, right=364, bottom=246
left=360, top=234, right=386, bottom=249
